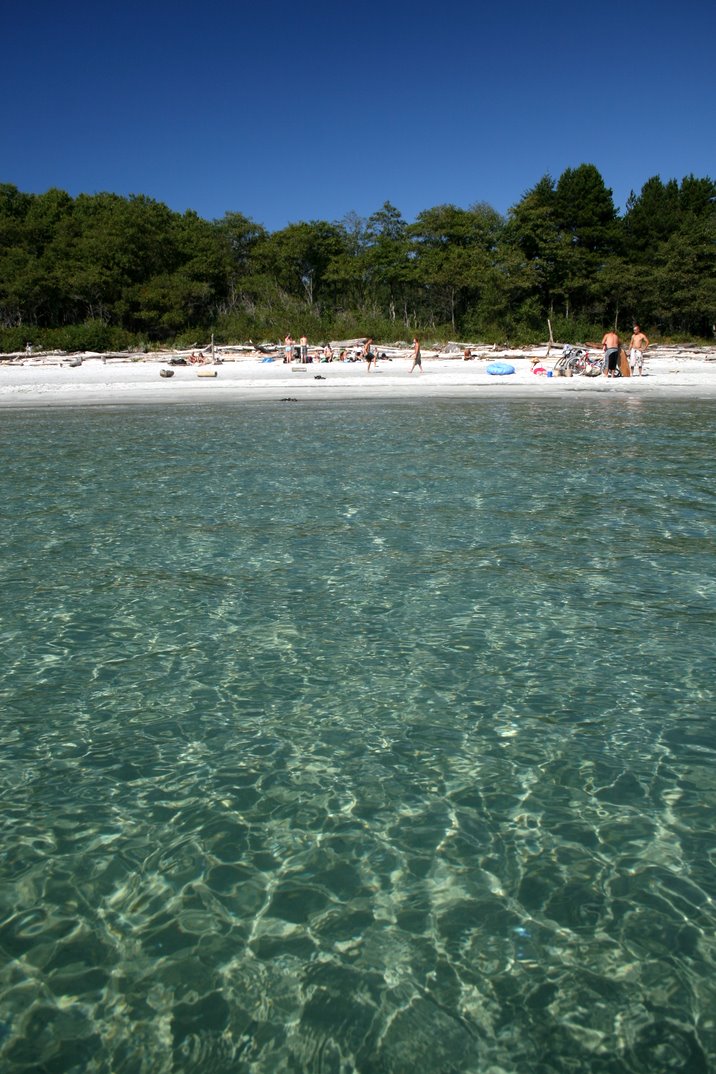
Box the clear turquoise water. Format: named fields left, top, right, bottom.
left=0, top=398, right=715, bottom=1074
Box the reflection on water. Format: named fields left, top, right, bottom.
left=0, top=399, right=715, bottom=1072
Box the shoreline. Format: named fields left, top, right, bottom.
left=2, top=352, right=716, bottom=409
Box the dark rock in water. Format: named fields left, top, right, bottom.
left=280, top=397, right=298, bottom=402
left=160, top=368, right=174, bottom=378
left=314, top=375, right=326, bottom=380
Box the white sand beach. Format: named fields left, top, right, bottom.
left=2, top=347, right=716, bottom=407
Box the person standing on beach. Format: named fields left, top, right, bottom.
left=601, top=330, right=620, bottom=378
left=300, top=335, right=308, bottom=364
left=284, top=334, right=294, bottom=364
left=410, top=337, right=423, bottom=373
left=363, top=338, right=375, bottom=371
left=629, top=324, right=650, bottom=376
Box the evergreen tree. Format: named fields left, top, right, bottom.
left=0, top=172, right=713, bottom=347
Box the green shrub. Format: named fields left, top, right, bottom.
left=0, top=327, right=35, bottom=354
left=0, top=322, right=139, bottom=354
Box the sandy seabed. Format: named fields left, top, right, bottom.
left=2, top=351, right=716, bottom=408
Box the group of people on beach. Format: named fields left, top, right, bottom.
left=359, top=337, right=422, bottom=373
left=280, top=327, right=650, bottom=377
left=283, top=334, right=424, bottom=372
left=284, top=334, right=339, bottom=364
left=601, top=325, right=650, bottom=377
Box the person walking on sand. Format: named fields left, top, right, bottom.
left=601, top=329, right=620, bottom=378
left=629, top=324, right=650, bottom=376
left=300, top=334, right=308, bottom=364
left=410, top=337, right=423, bottom=373
left=363, top=338, right=375, bottom=371
left=284, top=334, right=294, bottom=364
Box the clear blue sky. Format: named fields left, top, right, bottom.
left=4, top=0, right=714, bottom=232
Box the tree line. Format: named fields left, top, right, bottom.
left=1, top=164, right=714, bottom=352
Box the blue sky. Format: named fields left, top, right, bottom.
left=4, top=0, right=714, bottom=232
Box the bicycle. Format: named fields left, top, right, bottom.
left=555, top=345, right=606, bottom=377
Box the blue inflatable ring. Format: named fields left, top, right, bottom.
left=486, top=362, right=516, bottom=376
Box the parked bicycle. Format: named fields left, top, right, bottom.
left=555, top=345, right=606, bottom=377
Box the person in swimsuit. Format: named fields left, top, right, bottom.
left=284, top=334, right=294, bottom=364
left=629, top=324, right=649, bottom=376
left=410, top=337, right=423, bottom=373
left=363, top=338, right=375, bottom=371
left=601, top=330, right=620, bottom=378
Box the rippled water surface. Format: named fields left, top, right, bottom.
left=1, top=398, right=715, bottom=1073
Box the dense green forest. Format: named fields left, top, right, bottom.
left=1, top=165, right=714, bottom=351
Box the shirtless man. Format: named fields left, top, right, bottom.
left=363, top=337, right=375, bottom=371
left=601, top=330, right=620, bottom=378
left=410, top=337, right=423, bottom=373
left=629, top=324, right=650, bottom=376
left=284, top=333, right=294, bottom=364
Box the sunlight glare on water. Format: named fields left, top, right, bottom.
left=0, top=398, right=715, bottom=1073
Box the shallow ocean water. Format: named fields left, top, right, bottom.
left=0, top=397, right=715, bottom=1073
